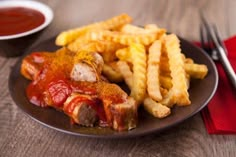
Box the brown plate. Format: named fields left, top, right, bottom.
left=9, top=36, right=218, bottom=139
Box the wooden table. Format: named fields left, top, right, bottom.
left=0, top=0, right=235, bottom=156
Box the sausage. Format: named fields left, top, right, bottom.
left=70, top=52, right=104, bottom=82
left=63, top=94, right=99, bottom=127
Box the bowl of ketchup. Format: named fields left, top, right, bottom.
left=0, top=0, right=53, bottom=57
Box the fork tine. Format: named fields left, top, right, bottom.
left=200, top=11, right=207, bottom=25
left=200, top=13, right=213, bottom=41
left=200, top=11, right=214, bottom=42
left=200, top=24, right=206, bottom=49
left=200, top=22, right=211, bottom=53
left=212, top=25, right=221, bottom=45
left=212, top=24, right=228, bottom=55
left=200, top=11, right=219, bottom=60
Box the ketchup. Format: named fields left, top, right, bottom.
left=0, top=7, right=45, bottom=36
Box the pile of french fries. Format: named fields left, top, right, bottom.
left=55, top=13, right=208, bottom=119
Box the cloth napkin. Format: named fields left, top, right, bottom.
left=198, top=36, right=236, bottom=134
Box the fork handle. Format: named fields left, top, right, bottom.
left=217, top=46, right=236, bottom=89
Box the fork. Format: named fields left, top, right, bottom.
left=200, top=13, right=236, bottom=89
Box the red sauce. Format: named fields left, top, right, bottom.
left=0, top=7, right=45, bottom=36
left=47, top=79, right=72, bottom=107
left=27, top=82, right=46, bottom=107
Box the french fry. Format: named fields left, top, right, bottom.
left=106, top=30, right=158, bottom=45
left=158, top=57, right=208, bottom=79
left=117, top=61, right=133, bottom=89
left=120, top=24, right=147, bottom=34
left=68, top=40, right=123, bottom=62
left=147, top=40, right=162, bottom=101
left=145, top=24, right=167, bottom=40
left=184, top=57, right=194, bottom=64
left=130, top=43, right=147, bottom=104
left=160, top=87, right=168, bottom=97
left=120, top=24, right=167, bottom=36
left=116, top=47, right=132, bottom=63
left=69, top=41, right=101, bottom=53
left=184, top=63, right=208, bottom=79
left=159, top=49, right=171, bottom=76
left=160, top=90, right=176, bottom=107
left=144, top=24, right=159, bottom=32
left=98, top=41, right=124, bottom=56
left=69, top=29, right=165, bottom=46
left=101, top=51, right=117, bottom=63
left=90, top=40, right=123, bottom=62
left=56, top=13, right=132, bottom=46
left=144, top=97, right=171, bottom=118
left=185, top=74, right=190, bottom=89
left=163, top=34, right=191, bottom=106
left=102, top=63, right=123, bottom=82
left=67, top=35, right=91, bottom=52
left=160, top=75, right=172, bottom=89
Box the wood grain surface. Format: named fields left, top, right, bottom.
left=0, top=0, right=236, bottom=157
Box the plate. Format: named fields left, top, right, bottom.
left=9, top=36, right=218, bottom=139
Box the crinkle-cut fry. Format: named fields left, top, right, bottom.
left=145, top=24, right=167, bottom=37
left=120, top=24, right=147, bottom=34
left=159, top=48, right=171, bottom=76
left=117, top=61, right=133, bottom=89
left=68, top=39, right=123, bottom=62
left=116, top=47, right=133, bottom=63
left=159, top=56, right=208, bottom=80
left=101, top=52, right=117, bottom=63
left=160, top=75, right=172, bottom=89
left=144, top=24, right=159, bottom=31
left=184, top=57, right=194, bottom=64
left=55, top=13, right=132, bottom=46
left=67, top=36, right=91, bottom=52
left=144, top=24, right=167, bottom=38
left=97, top=41, right=124, bottom=55
left=108, top=30, right=166, bottom=45
left=120, top=24, right=167, bottom=36
left=160, top=74, right=190, bottom=107
left=67, top=34, right=105, bottom=52
left=160, top=90, right=176, bottom=107
left=147, top=40, right=162, bottom=101
left=68, top=41, right=100, bottom=53
left=159, top=60, right=170, bottom=75
left=164, top=34, right=191, bottom=106
left=184, top=63, right=208, bottom=79
left=120, top=24, right=163, bottom=34
left=106, top=31, right=157, bottom=45
left=75, top=29, right=166, bottom=46
left=130, top=43, right=147, bottom=105
left=145, top=24, right=167, bottom=41
left=102, top=63, right=123, bottom=82
left=160, top=87, right=168, bottom=97
left=75, top=38, right=123, bottom=53
left=185, top=74, right=190, bottom=89
left=67, top=31, right=106, bottom=52
left=144, top=97, right=171, bottom=118
left=87, top=40, right=123, bottom=62
left=109, top=61, right=123, bottom=73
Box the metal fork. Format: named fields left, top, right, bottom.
left=200, top=13, right=236, bottom=89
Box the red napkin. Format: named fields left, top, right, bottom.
left=199, top=36, right=236, bottom=134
